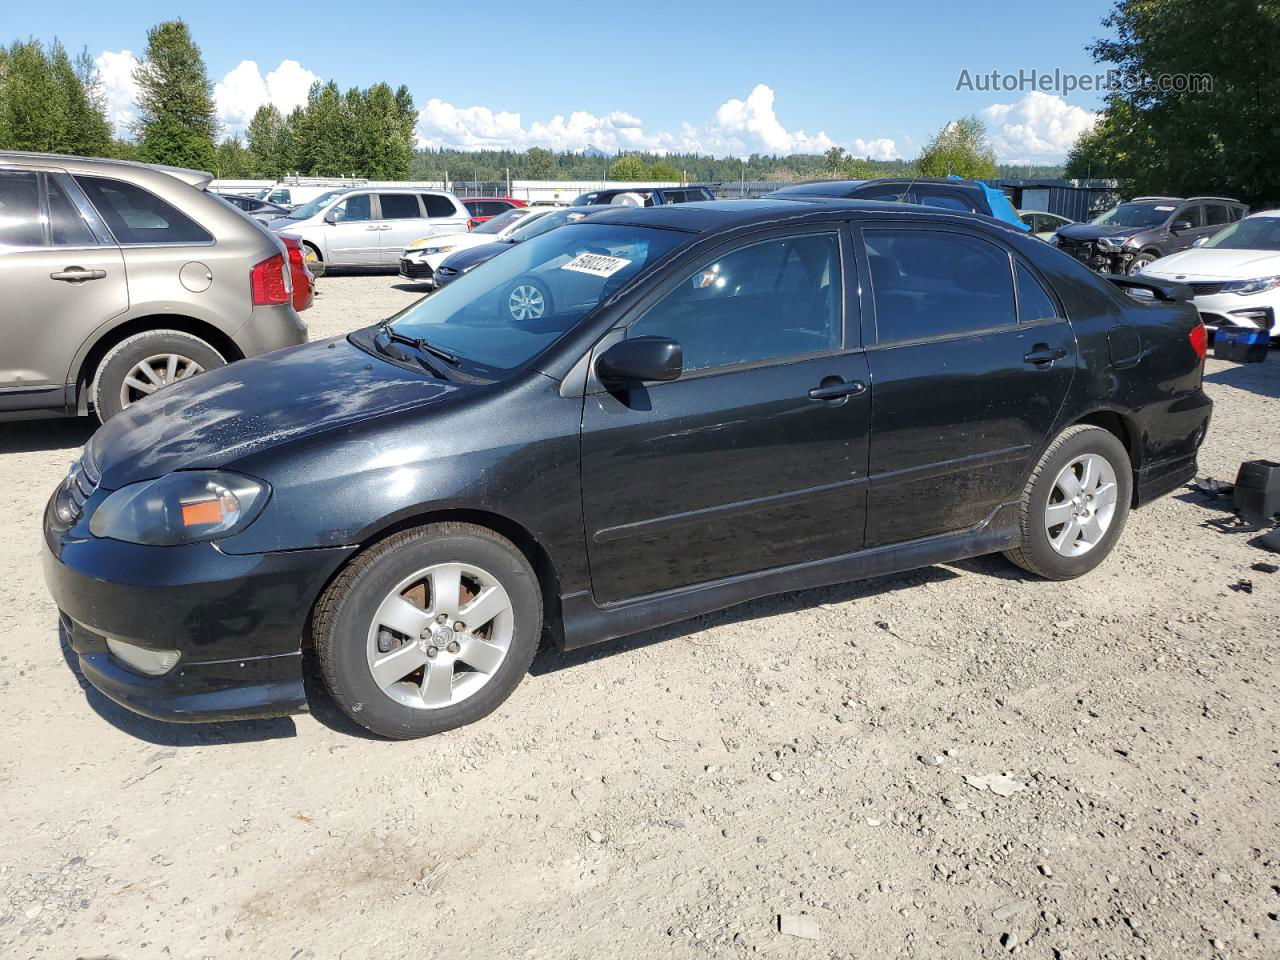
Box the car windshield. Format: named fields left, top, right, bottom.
left=1092, top=202, right=1174, bottom=228
left=386, top=223, right=687, bottom=373
left=472, top=209, right=526, bottom=235
left=505, top=208, right=588, bottom=242
left=286, top=191, right=344, bottom=220
left=1201, top=217, right=1280, bottom=252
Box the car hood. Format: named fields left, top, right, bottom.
left=1139, top=247, right=1280, bottom=280
left=1056, top=222, right=1150, bottom=242
left=89, top=337, right=468, bottom=490
left=440, top=241, right=510, bottom=271
left=406, top=231, right=478, bottom=252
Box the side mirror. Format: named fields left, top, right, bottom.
left=1171, top=219, right=1192, bottom=233
left=1193, top=236, right=1208, bottom=247
left=323, top=210, right=338, bottom=225
left=596, top=337, right=682, bottom=386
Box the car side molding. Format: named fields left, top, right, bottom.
left=557, top=502, right=1022, bottom=650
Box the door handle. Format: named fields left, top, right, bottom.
left=365, top=225, right=381, bottom=230
left=808, top=378, right=867, bottom=401
left=1024, top=345, right=1068, bottom=365
left=50, top=267, right=107, bottom=283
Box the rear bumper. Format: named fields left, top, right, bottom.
left=231, top=303, right=309, bottom=358
left=1133, top=390, right=1213, bottom=507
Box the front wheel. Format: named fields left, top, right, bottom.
left=313, top=523, right=543, bottom=739
left=1004, top=425, right=1133, bottom=580
left=1127, top=251, right=1158, bottom=275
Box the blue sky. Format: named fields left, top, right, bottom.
left=10, top=0, right=1120, bottom=161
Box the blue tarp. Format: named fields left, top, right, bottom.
left=947, top=175, right=1031, bottom=231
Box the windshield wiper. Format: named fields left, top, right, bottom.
left=378, top=323, right=461, bottom=370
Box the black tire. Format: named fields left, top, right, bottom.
left=313, top=523, right=543, bottom=740
left=1004, top=425, right=1133, bottom=580
left=1127, top=250, right=1159, bottom=275
left=503, top=276, right=553, bottom=322
left=91, top=329, right=226, bottom=423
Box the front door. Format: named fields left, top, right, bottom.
left=326, top=193, right=379, bottom=265
left=580, top=228, right=871, bottom=604
left=857, top=224, right=1076, bottom=546
left=0, top=169, right=127, bottom=409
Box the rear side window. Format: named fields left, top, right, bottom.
left=866, top=229, right=1016, bottom=343
left=48, top=177, right=98, bottom=246
left=919, top=193, right=975, bottom=212
left=422, top=194, right=457, bottom=218
left=378, top=194, right=421, bottom=219
left=0, top=170, right=44, bottom=246
left=1205, top=204, right=1231, bottom=226
left=628, top=233, right=842, bottom=372
left=1016, top=263, right=1057, bottom=322
left=76, top=176, right=211, bottom=244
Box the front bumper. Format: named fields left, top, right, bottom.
left=399, top=257, right=435, bottom=283
left=1185, top=289, right=1280, bottom=336
left=44, top=497, right=355, bottom=723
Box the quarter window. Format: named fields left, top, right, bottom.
left=628, top=233, right=842, bottom=373
left=75, top=176, right=212, bottom=244
left=865, top=229, right=1016, bottom=343
left=422, top=194, right=457, bottom=218
left=378, top=194, right=421, bottom=219
left=0, top=171, right=44, bottom=246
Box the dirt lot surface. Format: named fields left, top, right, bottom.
left=2, top=273, right=1277, bottom=959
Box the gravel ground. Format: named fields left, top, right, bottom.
left=2, top=272, right=1277, bottom=959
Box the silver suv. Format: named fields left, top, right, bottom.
left=0, top=151, right=307, bottom=422
left=271, top=188, right=470, bottom=272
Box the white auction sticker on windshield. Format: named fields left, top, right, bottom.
left=1154, top=205, right=1175, bottom=211
left=560, top=253, right=632, bottom=277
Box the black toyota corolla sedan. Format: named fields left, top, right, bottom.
left=43, top=199, right=1213, bottom=739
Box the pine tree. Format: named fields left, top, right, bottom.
left=247, top=104, right=289, bottom=178
left=133, top=20, right=218, bottom=170
left=50, top=42, right=113, bottom=156
left=0, top=40, right=67, bottom=151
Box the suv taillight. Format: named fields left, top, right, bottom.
left=467, top=217, right=480, bottom=231
left=1189, top=322, right=1208, bottom=362
left=251, top=252, right=291, bottom=306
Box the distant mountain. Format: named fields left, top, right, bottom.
left=582, top=144, right=609, bottom=159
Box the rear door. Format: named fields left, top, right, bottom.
left=326, top=192, right=378, bottom=264
left=0, top=168, right=127, bottom=410
left=857, top=223, right=1076, bottom=546
left=580, top=226, right=871, bottom=603
left=376, top=193, right=430, bottom=263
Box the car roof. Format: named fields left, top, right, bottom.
left=572, top=197, right=963, bottom=234
left=463, top=196, right=518, bottom=202
left=0, top=149, right=213, bottom=188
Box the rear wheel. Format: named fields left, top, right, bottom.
left=1004, top=425, right=1132, bottom=580
left=91, top=329, right=225, bottom=422
left=302, top=243, right=325, bottom=278
left=314, top=523, right=542, bottom=739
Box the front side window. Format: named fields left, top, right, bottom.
left=386, top=223, right=687, bottom=373
left=75, top=176, right=211, bottom=244
left=866, top=229, right=1016, bottom=343
left=0, top=170, right=42, bottom=246
left=1178, top=205, right=1203, bottom=228
left=628, top=233, right=842, bottom=373
left=332, top=194, right=372, bottom=223
left=378, top=194, right=421, bottom=219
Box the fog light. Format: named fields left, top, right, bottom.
left=105, top=638, right=180, bottom=676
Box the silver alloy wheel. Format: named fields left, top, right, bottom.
left=119, top=353, right=204, bottom=409
left=365, top=562, right=514, bottom=710
left=1127, top=254, right=1155, bottom=275
left=1045, top=453, right=1119, bottom=557
left=508, top=283, right=546, bottom=321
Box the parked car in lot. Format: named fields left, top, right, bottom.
left=398, top=206, right=550, bottom=285
left=1138, top=209, right=1280, bottom=338
left=432, top=206, right=598, bottom=292
left=0, top=151, right=307, bottom=423
left=215, top=192, right=292, bottom=223
left=43, top=198, right=1212, bottom=738
left=272, top=188, right=470, bottom=272
left=1053, top=196, right=1247, bottom=275
left=767, top=177, right=1030, bottom=232
left=572, top=185, right=716, bottom=207
left=1019, top=209, right=1074, bottom=241
left=461, top=197, right=527, bottom=230
left=257, top=184, right=344, bottom=208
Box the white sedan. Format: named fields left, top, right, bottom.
left=1139, top=210, right=1280, bottom=336
left=398, top=207, right=551, bottom=286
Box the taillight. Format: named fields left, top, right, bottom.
left=250, top=252, right=291, bottom=305
left=1188, top=322, right=1208, bottom=361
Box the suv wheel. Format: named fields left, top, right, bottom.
left=1127, top=250, right=1159, bottom=275
left=91, top=329, right=226, bottom=422
left=302, top=243, right=325, bottom=278
left=314, top=523, right=543, bottom=739
left=1004, top=425, right=1132, bottom=580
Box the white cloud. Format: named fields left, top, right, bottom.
left=95, top=50, right=140, bottom=137
left=214, top=59, right=319, bottom=136
left=982, top=92, right=1097, bottom=163
left=416, top=83, right=900, bottom=160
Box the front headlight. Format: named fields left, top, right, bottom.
left=1224, top=276, right=1280, bottom=296
left=89, top=471, right=269, bottom=545
left=1097, top=235, right=1132, bottom=251
left=423, top=245, right=457, bottom=256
